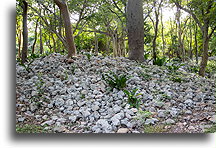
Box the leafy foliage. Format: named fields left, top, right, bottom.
left=102, top=72, right=129, bottom=90
left=153, top=57, right=167, bottom=66
left=124, top=88, right=142, bottom=109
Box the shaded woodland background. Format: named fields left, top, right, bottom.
left=16, top=0, right=216, bottom=76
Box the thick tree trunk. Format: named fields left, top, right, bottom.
left=21, top=0, right=28, bottom=64
left=127, top=0, right=144, bottom=62
left=199, top=25, right=209, bottom=76
left=54, top=0, right=76, bottom=58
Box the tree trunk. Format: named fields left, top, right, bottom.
left=199, top=25, right=209, bottom=76
left=32, top=18, right=39, bottom=55
left=94, top=32, right=98, bottom=55
left=112, top=34, right=118, bottom=57
left=160, top=7, right=165, bottom=56
left=39, top=22, right=43, bottom=54
left=54, top=0, right=76, bottom=58
left=51, top=34, right=56, bottom=52
left=152, top=11, right=159, bottom=64
left=118, top=39, right=125, bottom=57
left=176, top=7, right=184, bottom=61
left=189, top=16, right=193, bottom=60
left=127, top=0, right=144, bottom=62
left=18, top=30, right=22, bottom=59
left=194, top=24, right=198, bottom=64
left=21, top=0, right=28, bottom=64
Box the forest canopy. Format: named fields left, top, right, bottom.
left=16, top=0, right=216, bottom=77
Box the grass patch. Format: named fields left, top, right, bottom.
left=16, top=124, right=49, bottom=133
left=204, top=125, right=216, bottom=133
left=143, top=125, right=167, bottom=133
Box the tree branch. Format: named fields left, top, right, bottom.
left=174, top=0, right=203, bottom=32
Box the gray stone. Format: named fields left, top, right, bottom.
left=30, top=103, right=38, bottom=112
left=41, top=120, right=54, bottom=126
left=185, top=110, right=192, bottom=115
left=113, top=105, right=122, bottom=113
left=170, top=110, right=178, bottom=117
left=31, top=91, right=38, bottom=96
left=117, top=90, right=125, bottom=98
left=209, top=115, right=216, bottom=123
left=165, top=119, right=175, bottom=124
left=55, top=98, right=65, bottom=106
left=81, top=90, right=88, bottom=95
left=69, top=116, right=77, bottom=123
left=184, top=99, right=193, bottom=106
left=111, top=114, right=122, bottom=126
left=53, top=126, right=65, bottom=133
left=82, top=110, right=91, bottom=118
left=18, top=117, right=25, bottom=122
left=145, top=118, right=158, bottom=125
left=158, top=110, right=166, bottom=118
left=51, top=115, right=58, bottom=120
left=96, top=119, right=112, bottom=133
left=92, top=105, right=100, bottom=111
left=77, top=101, right=86, bottom=107
left=42, top=115, right=48, bottom=120
left=117, top=128, right=129, bottom=133
left=155, top=101, right=164, bottom=108
left=148, top=107, right=156, bottom=112
left=47, top=104, right=53, bottom=108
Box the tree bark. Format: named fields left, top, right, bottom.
left=127, top=0, right=144, bottom=62
left=152, top=10, right=159, bottom=63
left=176, top=7, right=184, bottom=61
left=160, top=7, right=165, bottom=56
left=39, top=21, right=43, bottom=54
left=32, top=18, right=39, bottom=55
left=194, top=24, right=198, bottom=64
left=18, top=30, right=22, bottom=59
left=21, top=0, right=28, bottom=64
left=199, top=25, right=209, bottom=76
left=94, top=32, right=98, bottom=55
left=54, top=0, right=76, bottom=58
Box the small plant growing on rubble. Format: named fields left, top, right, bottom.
left=124, top=88, right=142, bottom=109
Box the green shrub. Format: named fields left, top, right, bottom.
left=144, top=53, right=150, bottom=60
left=189, top=65, right=199, bottom=73
left=102, top=72, right=129, bottom=90
left=206, top=60, right=216, bottom=75
left=170, top=76, right=183, bottom=83
left=153, top=57, right=167, bottom=66
left=124, top=88, right=142, bottom=109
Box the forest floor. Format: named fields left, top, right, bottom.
left=16, top=53, right=216, bottom=133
